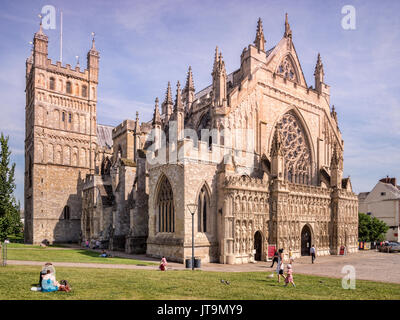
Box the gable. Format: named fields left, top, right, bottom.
left=265, top=37, right=308, bottom=88
left=365, top=182, right=400, bottom=203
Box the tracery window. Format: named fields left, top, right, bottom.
left=277, top=56, right=297, bottom=82
left=157, top=177, right=175, bottom=233
left=197, top=185, right=209, bottom=233
left=275, top=112, right=312, bottom=185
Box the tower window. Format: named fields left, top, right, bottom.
left=157, top=177, right=174, bottom=233
left=49, top=77, right=55, bottom=90
left=62, top=112, right=65, bottom=122
left=69, top=113, right=72, bottom=123
left=82, top=85, right=87, bottom=97
left=197, top=185, right=209, bottom=233
left=63, top=206, right=70, bottom=220
left=66, top=81, right=72, bottom=94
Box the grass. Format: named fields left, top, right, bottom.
left=4, top=244, right=156, bottom=266
left=0, top=265, right=399, bottom=300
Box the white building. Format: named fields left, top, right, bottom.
left=359, top=177, right=400, bottom=242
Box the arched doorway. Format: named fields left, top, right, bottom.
left=254, top=231, right=263, bottom=261
left=301, top=225, right=312, bottom=256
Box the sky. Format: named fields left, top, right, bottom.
left=0, top=0, right=399, bottom=206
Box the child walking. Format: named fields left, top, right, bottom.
left=284, top=264, right=296, bottom=287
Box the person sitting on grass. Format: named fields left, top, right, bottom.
left=100, top=250, right=112, bottom=257
left=159, top=256, right=168, bottom=271
left=41, top=270, right=60, bottom=292
left=41, top=270, right=71, bottom=292
left=38, top=262, right=55, bottom=288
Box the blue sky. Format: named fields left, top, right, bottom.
left=0, top=0, right=399, bottom=205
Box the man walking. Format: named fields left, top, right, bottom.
left=270, top=250, right=279, bottom=268
left=310, top=244, right=316, bottom=264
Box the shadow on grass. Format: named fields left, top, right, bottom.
left=74, top=249, right=156, bottom=265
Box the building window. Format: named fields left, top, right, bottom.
left=68, top=113, right=72, bottom=123
left=274, top=111, right=313, bottom=185
left=157, top=177, right=174, bottom=233
left=62, top=112, right=65, bottom=122
left=49, top=77, right=55, bottom=90
left=381, top=192, right=386, bottom=196
left=82, top=85, right=87, bottom=97
left=197, top=185, right=209, bottom=233
left=66, top=81, right=72, bottom=94
left=63, top=206, right=70, bottom=220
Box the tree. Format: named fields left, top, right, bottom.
left=358, top=212, right=389, bottom=242
left=0, top=133, right=22, bottom=241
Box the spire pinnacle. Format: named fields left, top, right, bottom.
left=184, top=66, right=195, bottom=92
left=34, top=14, right=48, bottom=40
left=174, top=81, right=183, bottom=112
left=314, top=53, right=324, bottom=75
left=164, top=81, right=173, bottom=105
left=284, top=13, right=292, bottom=38
left=212, top=46, right=219, bottom=71
left=254, top=17, right=266, bottom=52
left=152, top=97, right=161, bottom=126
left=330, top=143, right=339, bottom=168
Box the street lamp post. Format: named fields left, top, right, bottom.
left=187, top=204, right=198, bottom=271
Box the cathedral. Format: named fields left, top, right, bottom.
left=24, top=15, right=359, bottom=264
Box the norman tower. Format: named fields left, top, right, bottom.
left=24, top=22, right=99, bottom=243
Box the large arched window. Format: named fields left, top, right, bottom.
left=157, top=177, right=174, bottom=233
left=197, top=185, right=210, bottom=233
left=273, top=111, right=313, bottom=185
left=63, top=206, right=70, bottom=220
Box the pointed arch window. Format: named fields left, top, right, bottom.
left=274, top=111, right=313, bottom=185
left=66, top=81, right=72, bottom=94
left=197, top=185, right=210, bottom=233
left=82, top=85, right=87, bottom=98
left=277, top=55, right=298, bottom=82
left=49, top=77, right=55, bottom=90
left=157, top=177, right=174, bottom=233
left=63, top=206, right=70, bottom=220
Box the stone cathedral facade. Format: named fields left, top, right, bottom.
left=25, top=16, right=359, bottom=264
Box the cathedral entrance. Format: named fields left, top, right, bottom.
left=254, top=231, right=262, bottom=261
left=301, top=225, right=312, bottom=256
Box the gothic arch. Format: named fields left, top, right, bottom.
left=154, top=174, right=175, bottom=233
left=269, top=108, right=315, bottom=185
left=196, top=182, right=211, bottom=233
left=276, top=54, right=300, bottom=83
left=300, top=223, right=314, bottom=256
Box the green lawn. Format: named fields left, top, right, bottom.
left=0, top=265, right=399, bottom=300
left=4, top=244, right=156, bottom=266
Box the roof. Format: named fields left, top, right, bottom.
left=194, top=72, right=234, bottom=101
left=97, top=124, right=114, bottom=149
left=358, top=192, right=370, bottom=201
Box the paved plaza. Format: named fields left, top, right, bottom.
left=7, top=245, right=400, bottom=284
